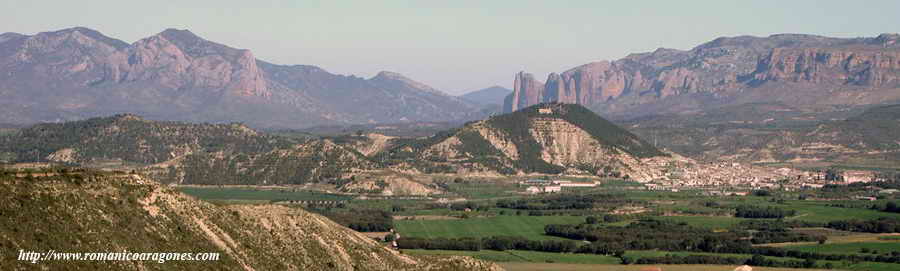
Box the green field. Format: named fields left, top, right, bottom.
left=395, top=215, right=584, bottom=240
left=498, top=263, right=835, bottom=271
left=782, top=201, right=900, bottom=223
left=444, top=180, right=519, bottom=200
left=176, top=186, right=353, bottom=202
left=781, top=242, right=900, bottom=255
left=407, top=249, right=870, bottom=271
left=404, top=249, right=619, bottom=264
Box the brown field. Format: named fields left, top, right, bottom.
left=499, top=263, right=837, bottom=271
left=759, top=232, right=900, bottom=247
left=361, top=232, right=390, bottom=240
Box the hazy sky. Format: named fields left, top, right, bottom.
left=3, top=1, right=899, bottom=95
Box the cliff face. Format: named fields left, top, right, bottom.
left=752, top=48, right=900, bottom=86
left=125, top=29, right=270, bottom=98
left=0, top=27, right=482, bottom=128
left=503, top=33, right=900, bottom=116
left=503, top=71, right=545, bottom=113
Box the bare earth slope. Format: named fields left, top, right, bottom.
left=0, top=168, right=502, bottom=271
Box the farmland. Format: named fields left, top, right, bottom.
left=176, top=176, right=900, bottom=271
left=395, top=215, right=585, bottom=240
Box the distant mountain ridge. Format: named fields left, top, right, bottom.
left=0, top=27, right=483, bottom=128
left=504, top=33, right=900, bottom=118
left=460, top=86, right=512, bottom=105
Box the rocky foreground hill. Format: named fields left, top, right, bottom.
left=0, top=168, right=501, bottom=270
left=0, top=27, right=482, bottom=128
left=505, top=33, right=900, bottom=119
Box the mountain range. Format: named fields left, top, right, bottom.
left=460, top=86, right=512, bottom=106
left=5, top=28, right=900, bottom=129
left=0, top=27, right=484, bottom=128
left=504, top=33, right=900, bottom=119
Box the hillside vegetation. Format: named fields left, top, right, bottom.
left=627, top=102, right=900, bottom=165
left=0, top=167, right=501, bottom=271
left=380, top=103, right=669, bottom=178
left=0, top=115, right=374, bottom=185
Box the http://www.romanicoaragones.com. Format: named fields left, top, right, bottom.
left=18, top=249, right=220, bottom=264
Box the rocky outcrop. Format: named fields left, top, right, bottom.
left=503, top=72, right=545, bottom=113
left=126, top=29, right=270, bottom=97
left=752, top=48, right=900, bottom=86
left=502, top=33, right=900, bottom=115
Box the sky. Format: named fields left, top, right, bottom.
left=2, top=1, right=899, bottom=95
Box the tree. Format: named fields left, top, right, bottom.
left=746, top=254, right=767, bottom=266
left=585, top=216, right=599, bottom=224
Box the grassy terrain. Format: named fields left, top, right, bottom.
left=408, top=250, right=842, bottom=271
left=782, top=201, right=900, bottom=223
left=395, top=215, right=584, bottom=240
left=444, top=180, right=519, bottom=200
left=624, top=250, right=900, bottom=271
left=176, top=186, right=353, bottom=202
left=498, top=263, right=835, bottom=271
left=404, top=249, right=619, bottom=264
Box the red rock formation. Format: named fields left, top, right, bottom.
left=753, top=48, right=900, bottom=87
left=503, top=33, right=900, bottom=113
left=504, top=71, right=545, bottom=112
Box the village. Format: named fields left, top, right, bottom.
left=516, top=160, right=895, bottom=200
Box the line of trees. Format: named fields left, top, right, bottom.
left=870, top=201, right=900, bottom=214
left=311, top=209, right=393, bottom=232
left=396, top=236, right=580, bottom=253
left=495, top=193, right=643, bottom=211
left=633, top=254, right=824, bottom=269
left=734, top=205, right=796, bottom=219
left=826, top=218, right=900, bottom=233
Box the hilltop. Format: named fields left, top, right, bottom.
left=380, top=103, right=671, bottom=180
left=0, top=114, right=373, bottom=186
left=0, top=167, right=501, bottom=270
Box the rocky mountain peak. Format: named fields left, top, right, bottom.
left=43, top=27, right=130, bottom=49
left=504, top=33, right=900, bottom=116
left=370, top=70, right=445, bottom=95
left=504, top=71, right=546, bottom=113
